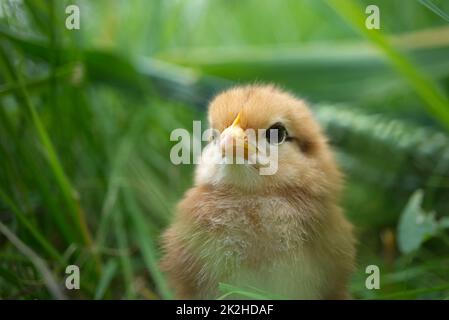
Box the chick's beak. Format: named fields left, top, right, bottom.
left=219, top=112, right=256, bottom=161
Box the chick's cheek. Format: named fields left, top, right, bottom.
left=277, top=146, right=304, bottom=173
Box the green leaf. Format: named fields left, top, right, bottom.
left=217, top=283, right=285, bottom=300
left=398, top=190, right=439, bottom=254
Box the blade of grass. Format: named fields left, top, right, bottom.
left=0, top=188, right=64, bottom=264
left=419, top=0, right=449, bottom=23
left=0, top=221, right=66, bottom=300
left=0, top=101, right=78, bottom=243
left=328, top=0, right=449, bottom=131
left=122, top=187, right=172, bottom=299
left=113, top=207, right=136, bottom=299
left=95, top=106, right=153, bottom=247
left=0, top=45, right=97, bottom=261
left=94, top=259, right=118, bottom=300
left=0, top=64, right=76, bottom=97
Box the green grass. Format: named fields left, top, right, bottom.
left=0, top=0, right=449, bottom=299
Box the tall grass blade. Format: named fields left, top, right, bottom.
left=0, top=189, right=63, bottom=264
left=94, top=259, right=118, bottom=300
left=123, top=187, right=172, bottom=299
left=0, top=45, right=95, bottom=250
left=328, top=0, right=449, bottom=131
left=0, top=221, right=66, bottom=300
left=419, top=0, right=449, bottom=22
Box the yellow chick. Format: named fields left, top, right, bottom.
left=161, top=85, right=356, bottom=299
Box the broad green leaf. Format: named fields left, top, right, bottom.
left=398, top=190, right=438, bottom=254
left=217, top=282, right=285, bottom=300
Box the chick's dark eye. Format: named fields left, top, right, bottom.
left=266, top=123, right=288, bottom=145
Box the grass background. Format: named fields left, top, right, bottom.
left=1, top=0, right=449, bottom=299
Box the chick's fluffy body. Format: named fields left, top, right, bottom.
left=161, top=85, right=356, bottom=299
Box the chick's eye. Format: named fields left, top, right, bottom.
left=266, top=123, right=288, bottom=145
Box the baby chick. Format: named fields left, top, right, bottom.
left=161, top=85, right=356, bottom=299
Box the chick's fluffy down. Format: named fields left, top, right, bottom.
left=161, top=85, right=356, bottom=299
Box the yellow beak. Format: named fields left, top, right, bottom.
left=231, top=111, right=242, bottom=127
left=220, top=112, right=256, bottom=160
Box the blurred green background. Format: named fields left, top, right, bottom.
left=1, top=0, right=449, bottom=299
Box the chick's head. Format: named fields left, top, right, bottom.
left=195, top=85, right=342, bottom=196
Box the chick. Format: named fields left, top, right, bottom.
left=161, top=85, right=356, bottom=299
